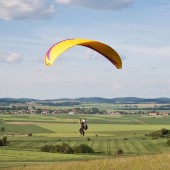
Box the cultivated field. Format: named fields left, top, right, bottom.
left=0, top=113, right=170, bottom=169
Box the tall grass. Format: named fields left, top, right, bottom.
left=5, top=153, right=170, bottom=170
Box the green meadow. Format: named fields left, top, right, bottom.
left=1, top=113, right=170, bottom=169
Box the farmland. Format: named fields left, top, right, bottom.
left=0, top=112, right=170, bottom=169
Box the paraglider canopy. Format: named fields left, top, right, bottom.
left=45, top=38, right=122, bottom=69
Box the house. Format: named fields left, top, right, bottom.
left=162, top=112, right=169, bottom=116
left=148, top=112, right=158, bottom=116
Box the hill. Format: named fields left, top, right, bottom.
left=1, top=97, right=170, bottom=104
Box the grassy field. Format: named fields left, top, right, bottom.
left=4, top=153, right=170, bottom=170
left=0, top=113, right=170, bottom=169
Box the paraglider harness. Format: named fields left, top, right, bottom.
left=82, top=121, right=88, bottom=130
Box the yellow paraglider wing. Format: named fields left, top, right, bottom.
left=45, top=38, right=122, bottom=69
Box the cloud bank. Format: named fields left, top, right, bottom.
left=0, top=0, right=134, bottom=20
left=56, top=0, right=134, bottom=10
left=0, top=0, right=55, bottom=20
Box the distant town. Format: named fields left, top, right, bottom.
left=0, top=97, right=170, bottom=116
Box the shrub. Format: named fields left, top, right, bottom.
left=74, top=144, right=94, bottom=153
left=41, top=145, right=53, bottom=152
left=0, top=139, right=2, bottom=146
left=0, top=136, right=9, bottom=146
left=149, top=128, right=170, bottom=138
left=167, top=139, right=170, bottom=146
left=161, top=128, right=169, bottom=136
left=87, top=137, right=91, bottom=141
left=51, top=145, right=61, bottom=153
left=116, top=149, right=123, bottom=155
left=59, top=143, right=74, bottom=154
left=41, top=143, right=95, bottom=154
left=41, top=143, right=73, bottom=154
left=1, top=136, right=7, bottom=145
left=1, top=127, right=5, bottom=133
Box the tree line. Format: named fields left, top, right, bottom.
left=0, top=106, right=28, bottom=111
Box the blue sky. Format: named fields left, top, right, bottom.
left=0, top=0, right=170, bottom=99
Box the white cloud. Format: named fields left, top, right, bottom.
left=0, top=0, right=134, bottom=20
left=0, top=52, right=22, bottom=63
left=0, top=0, right=55, bottom=20
left=55, top=0, right=134, bottom=10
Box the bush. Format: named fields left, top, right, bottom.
left=1, top=127, right=5, bottom=133
left=28, top=133, right=32, bottom=136
left=41, top=143, right=95, bottom=154
left=51, top=145, right=61, bottom=153
left=41, top=145, right=53, bottom=152
left=161, top=128, right=169, bottom=136
left=87, top=137, right=91, bottom=141
left=0, top=139, right=2, bottom=146
left=149, top=128, right=170, bottom=138
left=41, top=143, right=73, bottom=154
left=59, top=143, right=74, bottom=154
left=74, top=144, right=94, bottom=153
left=116, top=149, right=123, bottom=155
left=167, top=139, right=170, bottom=146
left=0, top=136, right=8, bottom=146
left=2, top=136, right=7, bottom=145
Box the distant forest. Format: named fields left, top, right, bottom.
left=0, top=97, right=170, bottom=104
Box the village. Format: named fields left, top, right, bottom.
left=0, top=105, right=169, bottom=116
